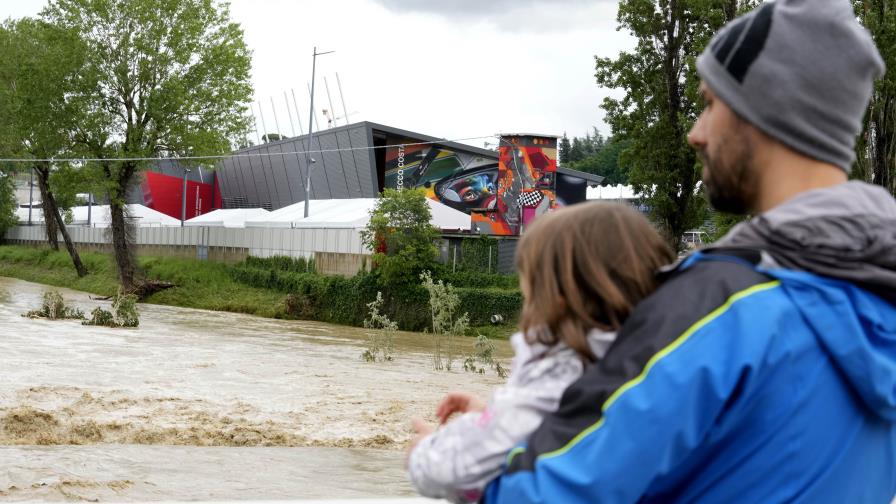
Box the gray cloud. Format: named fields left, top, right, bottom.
left=374, top=0, right=595, bottom=17
left=371, top=0, right=617, bottom=32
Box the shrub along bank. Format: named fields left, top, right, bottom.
left=230, top=257, right=521, bottom=332
left=0, top=246, right=520, bottom=334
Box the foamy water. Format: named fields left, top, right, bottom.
left=0, top=276, right=509, bottom=500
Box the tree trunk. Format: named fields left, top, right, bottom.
left=35, top=164, right=87, bottom=277
left=109, top=199, right=137, bottom=291
left=34, top=169, right=59, bottom=251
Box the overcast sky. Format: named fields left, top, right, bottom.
left=2, top=0, right=632, bottom=149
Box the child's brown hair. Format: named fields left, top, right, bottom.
left=515, top=201, right=674, bottom=362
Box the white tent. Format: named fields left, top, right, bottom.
left=184, top=208, right=270, bottom=228
left=16, top=204, right=181, bottom=227
left=424, top=199, right=471, bottom=232
left=245, top=198, right=471, bottom=231
left=15, top=207, right=43, bottom=224
left=73, top=204, right=182, bottom=227
left=587, top=185, right=639, bottom=200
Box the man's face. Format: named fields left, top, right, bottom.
left=688, top=83, right=760, bottom=215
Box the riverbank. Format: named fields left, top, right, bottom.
left=0, top=245, right=518, bottom=338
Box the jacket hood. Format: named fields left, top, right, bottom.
left=716, top=181, right=896, bottom=303
left=714, top=181, right=896, bottom=420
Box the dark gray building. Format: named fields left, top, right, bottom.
left=215, top=121, right=502, bottom=210
left=132, top=122, right=604, bottom=234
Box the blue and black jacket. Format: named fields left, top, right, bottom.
left=485, top=182, right=896, bottom=503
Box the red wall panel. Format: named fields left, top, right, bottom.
left=142, top=171, right=215, bottom=220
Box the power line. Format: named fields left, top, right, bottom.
left=0, top=135, right=499, bottom=164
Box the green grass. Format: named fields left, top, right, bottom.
left=0, top=245, right=287, bottom=318
left=0, top=245, right=519, bottom=335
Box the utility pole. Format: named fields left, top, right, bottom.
left=181, top=168, right=191, bottom=226
left=304, top=46, right=334, bottom=218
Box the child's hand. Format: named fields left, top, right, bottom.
left=435, top=392, right=487, bottom=424
left=406, top=417, right=436, bottom=466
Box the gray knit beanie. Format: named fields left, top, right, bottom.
left=696, top=0, right=885, bottom=172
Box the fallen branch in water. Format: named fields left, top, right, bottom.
left=90, top=280, right=175, bottom=301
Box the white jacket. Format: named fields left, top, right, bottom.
left=407, top=329, right=616, bottom=503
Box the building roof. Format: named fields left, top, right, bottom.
left=184, top=208, right=270, bottom=228
left=498, top=132, right=562, bottom=139
left=244, top=197, right=471, bottom=231
left=232, top=120, right=498, bottom=159
left=15, top=204, right=183, bottom=227
left=557, top=166, right=605, bottom=186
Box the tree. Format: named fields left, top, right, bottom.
left=558, top=133, right=572, bottom=165
left=0, top=170, right=17, bottom=238
left=853, top=0, right=895, bottom=195
left=360, top=188, right=440, bottom=286
left=595, top=0, right=753, bottom=249
left=0, top=18, right=87, bottom=276
left=43, top=0, right=253, bottom=291
left=570, top=137, right=632, bottom=186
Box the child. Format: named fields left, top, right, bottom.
left=407, top=201, right=675, bottom=503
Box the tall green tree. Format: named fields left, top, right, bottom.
left=558, top=134, right=572, bottom=165
left=360, top=188, right=440, bottom=286
left=0, top=170, right=17, bottom=238
left=595, top=0, right=752, bottom=248
left=854, top=0, right=895, bottom=195
left=43, top=0, right=253, bottom=291
left=0, top=18, right=87, bottom=275
left=569, top=136, right=632, bottom=186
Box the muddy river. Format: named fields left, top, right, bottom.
left=0, top=277, right=511, bottom=501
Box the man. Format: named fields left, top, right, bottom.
left=485, top=0, right=896, bottom=502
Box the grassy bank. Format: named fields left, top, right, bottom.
left=0, top=245, right=287, bottom=318
left=0, top=245, right=519, bottom=337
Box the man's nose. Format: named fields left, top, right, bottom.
left=687, top=118, right=705, bottom=149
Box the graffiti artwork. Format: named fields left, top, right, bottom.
left=471, top=135, right=559, bottom=236
left=383, top=134, right=560, bottom=236
left=384, top=137, right=499, bottom=214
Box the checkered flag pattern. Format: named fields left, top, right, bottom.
left=518, top=190, right=544, bottom=208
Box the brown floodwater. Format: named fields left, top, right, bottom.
left=0, top=276, right=511, bottom=501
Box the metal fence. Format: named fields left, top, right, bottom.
left=4, top=225, right=370, bottom=259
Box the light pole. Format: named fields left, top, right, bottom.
left=28, top=167, right=34, bottom=225
left=304, top=46, right=334, bottom=218
left=181, top=167, right=192, bottom=226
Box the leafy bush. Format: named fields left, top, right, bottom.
left=360, top=188, right=439, bottom=286
left=22, top=290, right=84, bottom=320
left=113, top=289, right=139, bottom=327
left=441, top=271, right=519, bottom=290
left=84, top=306, right=115, bottom=327
left=456, top=235, right=500, bottom=273
left=243, top=255, right=315, bottom=274
left=82, top=289, right=138, bottom=328
left=421, top=271, right=470, bottom=371
left=463, top=334, right=508, bottom=378
left=361, top=291, right=396, bottom=363
left=234, top=261, right=519, bottom=332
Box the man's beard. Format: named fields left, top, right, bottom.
left=700, top=129, right=759, bottom=215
